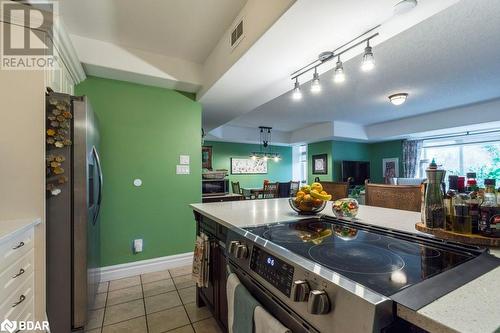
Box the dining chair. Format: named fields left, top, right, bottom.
left=365, top=180, right=422, bottom=212
left=289, top=181, right=300, bottom=197
left=231, top=181, right=241, bottom=194
left=231, top=181, right=254, bottom=200
left=321, top=182, right=349, bottom=201
left=262, top=182, right=279, bottom=199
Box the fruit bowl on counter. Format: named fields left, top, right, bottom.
left=289, top=182, right=331, bottom=215
left=332, top=198, right=359, bottom=218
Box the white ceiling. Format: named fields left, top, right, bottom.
left=59, top=0, right=247, bottom=64
left=199, top=0, right=461, bottom=131
left=226, top=0, right=500, bottom=133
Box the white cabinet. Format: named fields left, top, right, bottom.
left=0, top=221, right=39, bottom=323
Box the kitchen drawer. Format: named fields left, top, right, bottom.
left=13, top=299, right=34, bottom=332
left=0, top=228, right=34, bottom=269
left=0, top=250, right=34, bottom=300
left=0, top=273, right=34, bottom=321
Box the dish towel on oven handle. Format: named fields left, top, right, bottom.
left=192, top=233, right=210, bottom=288
left=227, top=273, right=260, bottom=333
left=254, top=306, right=291, bottom=333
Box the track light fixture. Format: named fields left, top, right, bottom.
left=310, top=67, right=321, bottom=94
left=289, top=25, right=380, bottom=100
left=361, top=41, right=375, bottom=72
left=292, top=77, right=302, bottom=100
left=333, top=56, right=345, bottom=83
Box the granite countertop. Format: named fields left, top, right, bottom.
left=190, top=198, right=500, bottom=333
left=0, top=217, right=41, bottom=243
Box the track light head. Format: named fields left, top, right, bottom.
left=334, top=57, right=345, bottom=83
left=361, top=43, right=375, bottom=72
left=310, top=68, right=321, bottom=94
left=292, top=78, right=302, bottom=100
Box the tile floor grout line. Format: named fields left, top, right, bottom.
left=139, top=275, right=150, bottom=333
left=99, top=286, right=109, bottom=333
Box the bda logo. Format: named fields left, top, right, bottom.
left=0, top=319, right=17, bottom=333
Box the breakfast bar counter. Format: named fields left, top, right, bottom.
left=191, top=198, right=500, bottom=333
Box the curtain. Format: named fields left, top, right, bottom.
left=402, top=140, right=423, bottom=178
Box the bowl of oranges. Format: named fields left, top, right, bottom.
left=289, top=182, right=332, bottom=215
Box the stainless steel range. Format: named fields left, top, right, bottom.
left=226, top=216, right=499, bottom=333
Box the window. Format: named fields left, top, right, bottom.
left=419, top=134, right=500, bottom=186
left=292, top=145, right=308, bottom=184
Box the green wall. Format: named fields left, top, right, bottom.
left=76, top=76, right=202, bottom=266
left=307, top=140, right=403, bottom=184
left=332, top=141, right=371, bottom=182
left=369, top=140, right=404, bottom=183
left=205, top=141, right=292, bottom=190
left=307, top=141, right=333, bottom=183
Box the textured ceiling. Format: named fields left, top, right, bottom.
left=59, top=0, right=247, bottom=64
left=226, top=0, right=500, bottom=132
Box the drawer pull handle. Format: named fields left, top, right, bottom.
left=12, top=294, right=26, bottom=307
left=13, top=268, right=25, bottom=278
left=12, top=241, right=25, bottom=250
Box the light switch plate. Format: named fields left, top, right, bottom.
left=176, top=165, right=190, bottom=175
left=179, top=155, right=190, bottom=165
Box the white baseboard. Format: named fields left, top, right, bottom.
left=100, top=252, right=193, bottom=282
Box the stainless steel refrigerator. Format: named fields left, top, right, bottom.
left=46, top=91, right=103, bottom=333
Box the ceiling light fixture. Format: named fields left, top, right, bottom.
left=250, top=127, right=281, bottom=162
left=361, top=41, right=375, bottom=72
left=393, top=0, right=418, bottom=16
left=292, top=77, right=302, bottom=100
left=388, top=93, right=409, bottom=106
left=333, top=56, right=345, bottom=83
left=289, top=25, right=380, bottom=97
left=310, top=67, right=321, bottom=94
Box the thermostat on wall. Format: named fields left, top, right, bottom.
left=133, top=179, right=142, bottom=187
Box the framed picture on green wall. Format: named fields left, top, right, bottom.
left=312, top=154, right=328, bottom=174
left=202, top=146, right=212, bottom=170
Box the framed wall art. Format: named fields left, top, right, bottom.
left=382, top=158, right=399, bottom=182
left=312, top=154, right=328, bottom=175
left=202, top=146, right=212, bottom=170
left=230, top=158, right=268, bottom=174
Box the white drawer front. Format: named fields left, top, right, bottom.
left=0, top=250, right=34, bottom=300
left=11, top=297, right=34, bottom=333
left=0, top=228, right=34, bottom=269
left=0, top=273, right=34, bottom=321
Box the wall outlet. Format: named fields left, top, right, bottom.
left=133, top=239, right=143, bottom=253
left=176, top=165, right=190, bottom=175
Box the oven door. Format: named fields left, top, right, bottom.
left=228, top=261, right=319, bottom=333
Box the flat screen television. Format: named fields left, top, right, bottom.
left=341, top=161, right=370, bottom=185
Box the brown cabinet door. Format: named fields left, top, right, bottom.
left=216, top=246, right=228, bottom=331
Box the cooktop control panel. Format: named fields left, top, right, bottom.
left=250, top=246, right=294, bottom=297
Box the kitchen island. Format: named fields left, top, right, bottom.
left=191, top=198, right=500, bottom=333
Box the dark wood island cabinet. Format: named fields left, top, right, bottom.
left=194, top=212, right=229, bottom=332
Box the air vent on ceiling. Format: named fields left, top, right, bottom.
left=230, top=19, right=244, bottom=48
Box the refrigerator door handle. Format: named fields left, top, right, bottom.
left=92, top=146, right=103, bottom=225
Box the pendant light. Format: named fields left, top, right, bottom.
left=333, top=56, right=345, bottom=83
left=292, top=77, right=302, bottom=100
left=310, top=67, right=321, bottom=94
left=249, top=127, right=281, bottom=162
left=361, top=41, right=375, bottom=72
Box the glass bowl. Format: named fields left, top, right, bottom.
left=289, top=197, right=326, bottom=215
left=332, top=198, right=359, bottom=218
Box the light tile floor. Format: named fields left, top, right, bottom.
left=86, top=265, right=221, bottom=333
